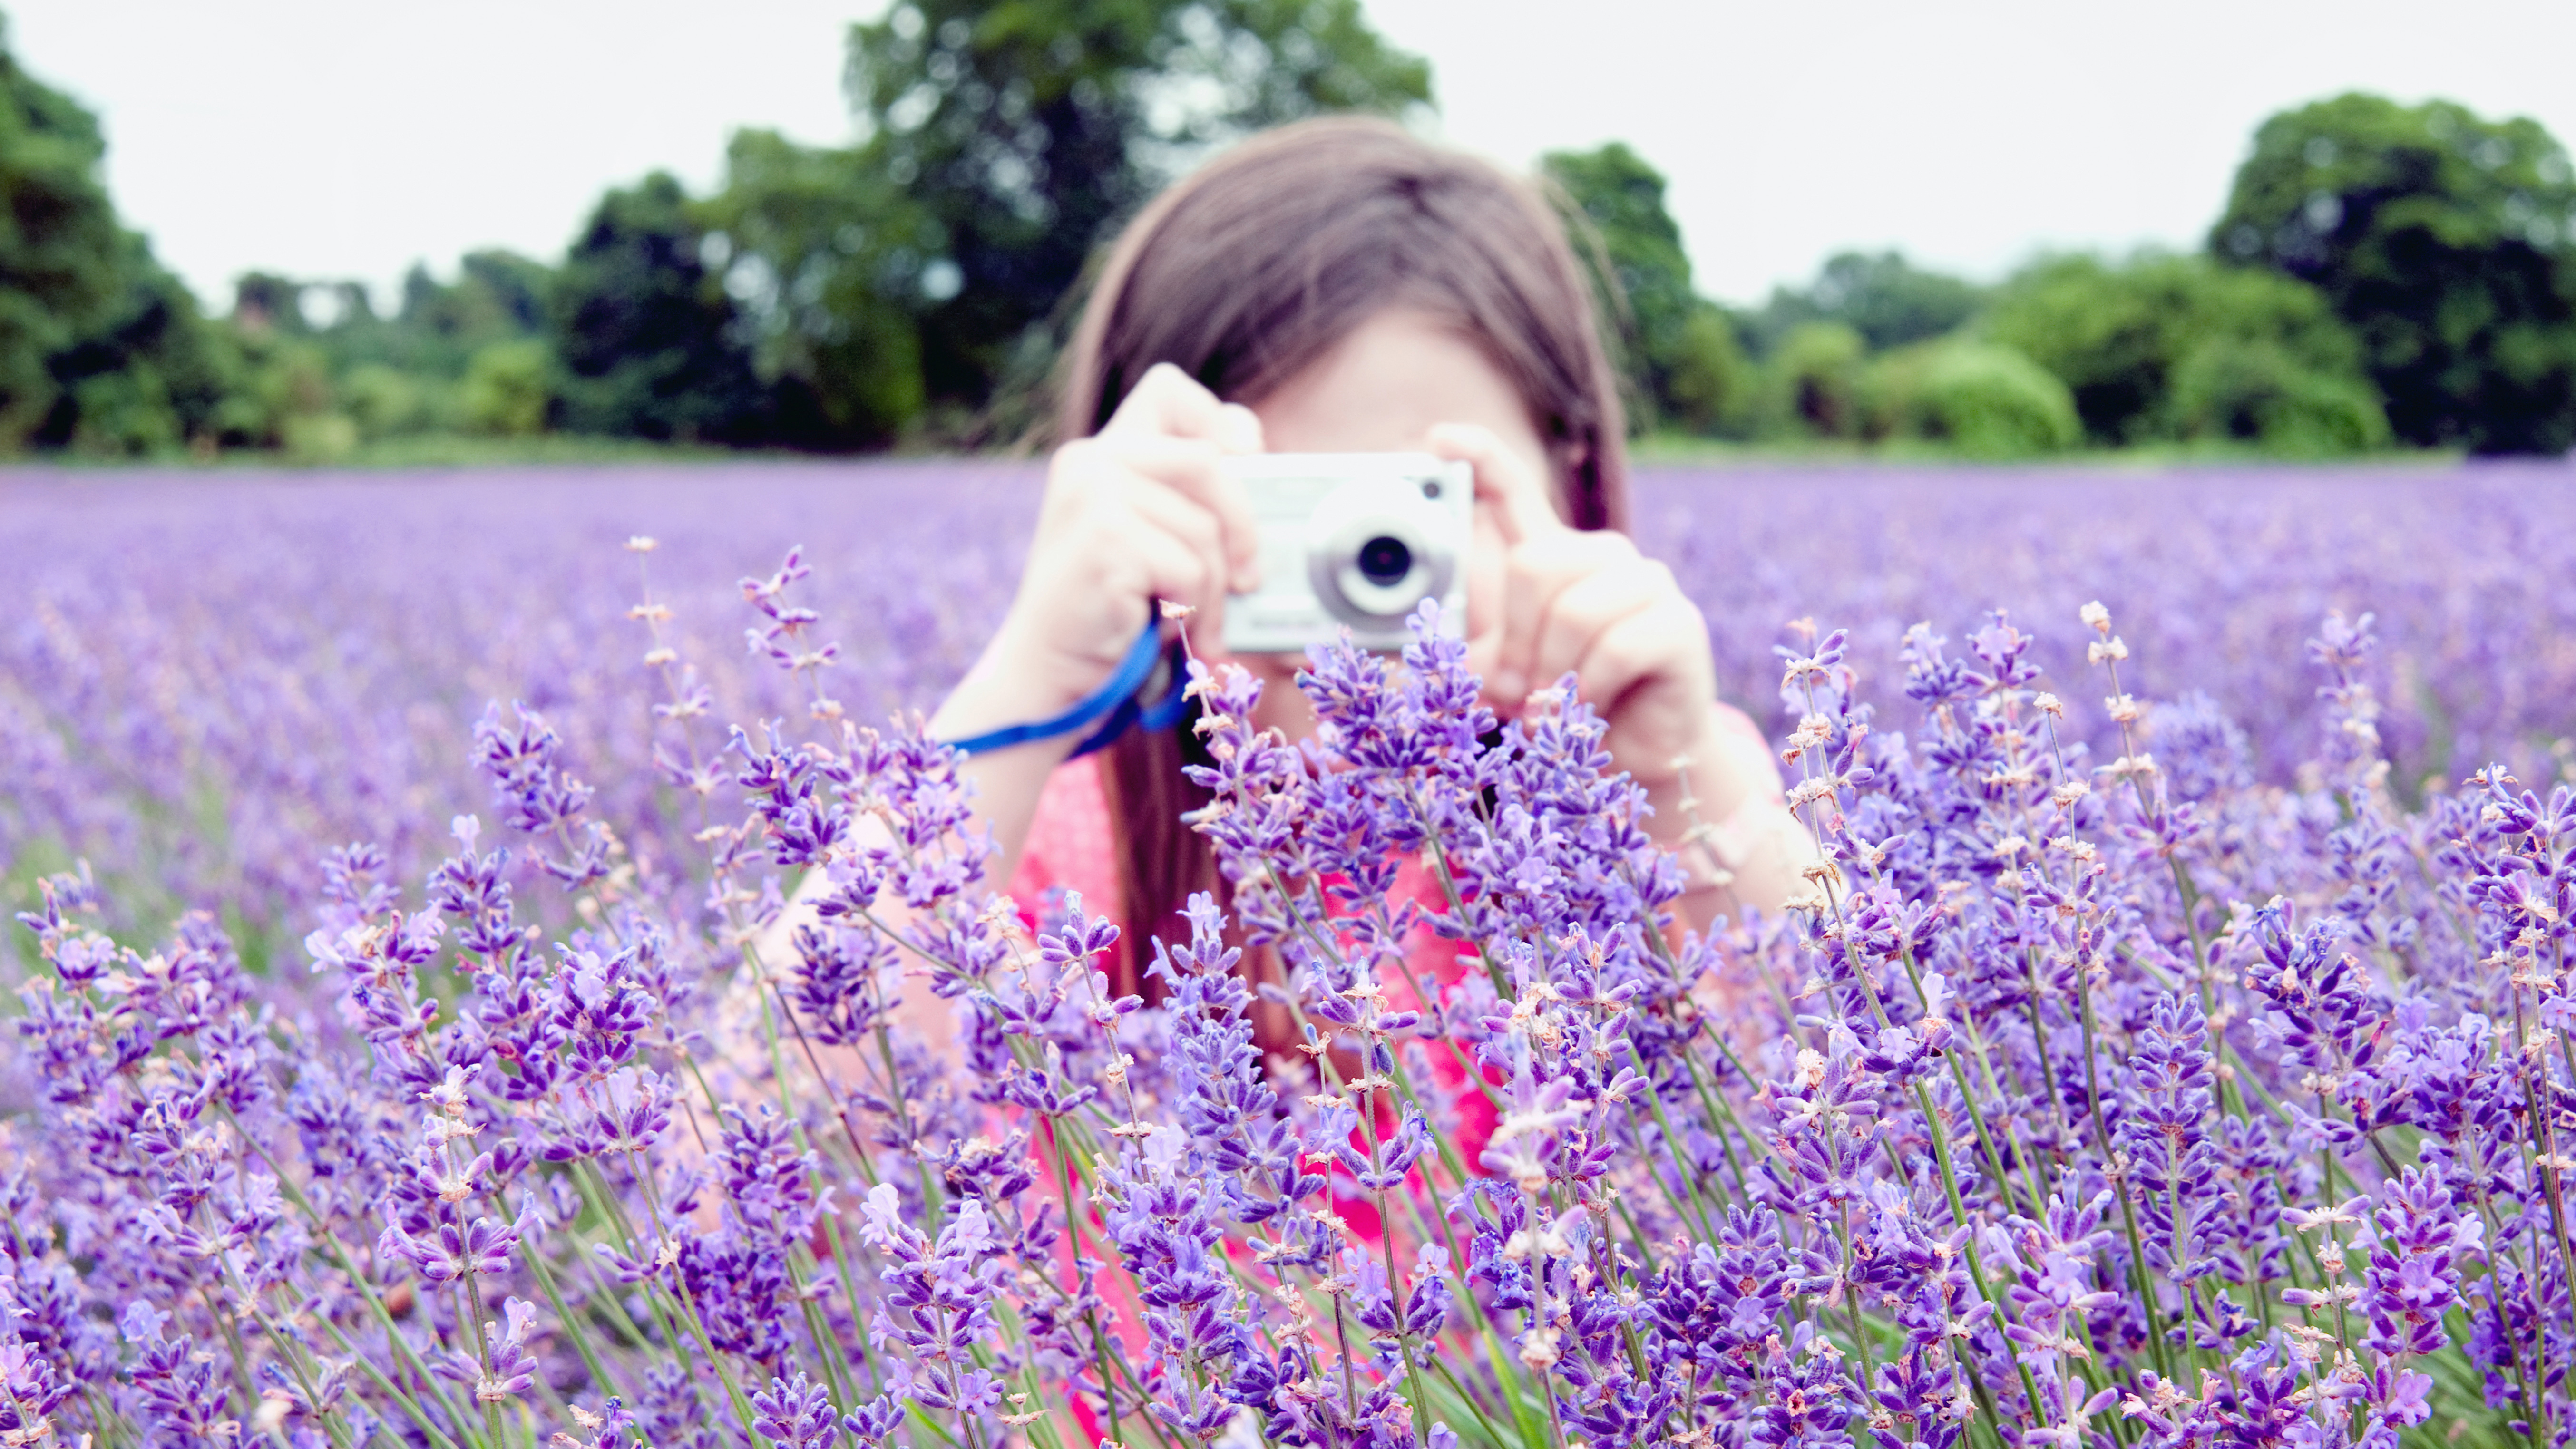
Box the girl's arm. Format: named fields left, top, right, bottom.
left=755, top=368, right=1263, bottom=1050
left=1645, top=699, right=1815, bottom=931
left=1429, top=422, right=1814, bottom=929
left=928, top=364, right=1265, bottom=883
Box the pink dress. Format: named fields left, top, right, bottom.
left=1003, top=699, right=1783, bottom=1190
left=1004, top=712, right=1781, bottom=1440
left=1006, top=759, right=1499, bottom=1206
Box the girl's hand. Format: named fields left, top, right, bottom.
left=933, top=365, right=1264, bottom=750
left=1434, top=422, right=1800, bottom=916
left=1434, top=422, right=1721, bottom=797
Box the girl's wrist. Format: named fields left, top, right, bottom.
left=1640, top=705, right=1776, bottom=844
left=927, top=621, right=1103, bottom=752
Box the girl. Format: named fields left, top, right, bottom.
left=926, top=116, right=1808, bottom=993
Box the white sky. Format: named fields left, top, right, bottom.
left=13, top=0, right=2576, bottom=313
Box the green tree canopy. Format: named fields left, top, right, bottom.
left=0, top=17, right=254, bottom=456
left=38, top=230, right=242, bottom=454
left=230, top=273, right=312, bottom=334
left=551, top=171, right=764, bottom=442
left=844, top=0, right=1432, bottom=410
left=1746, top=251, right=1983, bottom=357
left=1659, top=304, right=1752, bottom=436
left=697, top=128, right=930, bottom=448
left=1756, top=321, right=1867, bottom=439
left=0, top=15, right=178, bottom=447
left=1864, top=339, right=2080, bottom=459
left=237, top=251, right=556, bottom=406
left=459, top=339, right=550, bottom=437
left=1541, top=140, right=1739, bottom=432
left=390, top=251, right=553, bottom=370
left=1983, top=251, right=2385, bottom=453
left=2212, top=92, right=2576, bottom=454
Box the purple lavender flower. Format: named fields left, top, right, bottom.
left=22, top=469, right=2576, bottom=1449
left=1752, top=1324, right=1857, bottom=1449
left=1098, top=1126, right=1252, bottom=1439
left=549, top=942, right=654, bottom=1079
left=751, top=1371, right=840, bottom=1449
left=2355, top=1166, right=2480, bottom=1358
left=640, top=1364, right=719, bottom=1449
left=786, top=922, right=899, bottom=1045
left=121, top=1301, right=236, bottom=1449
left=474, top=703, right=612, bottom=890
left=2120, top=992, right=2221, bottom=1282
left=854, top=1184, right=1005, bottom=1418
left=378, top=1206, right=527, bottom=1287
left=437, top=1296, right=542, bottom=1404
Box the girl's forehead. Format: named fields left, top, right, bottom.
left=1249, top=310, right=1548, bottom=468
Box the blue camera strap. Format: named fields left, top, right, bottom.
left=939, top=616, right=1188, bottom=759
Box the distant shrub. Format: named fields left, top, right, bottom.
left=279, top=410, right=358, bottom=463
left=65, top=365, right=182, bottom=457
left=1757, top=321, right=1867, bottom=438
left=1983, top=251, right=2386, bottom=453
left=461, top=339, right=552, bottom=437
left=1868, top=339, right=2081, bottom=458
left=341, top=363, right=437, bottom=440
left=2171, top=335, right=2392, bottom=455
left=195, top=330, right=346, bottom=453
left=1659, top=304, right=1754, bottom=435
left=1743, top=250, right=1986, bottom=356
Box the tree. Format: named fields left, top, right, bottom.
left=341, top=362, right=433, bottom=440
left=697, top=129, right=930, bottom=448
left=1660, top=305, right=1754, bottom=435
left=1983, top=251, right=2385, bottom=453
left=2212, top=93, right=2576, bottom=454
left=231, top=273, right=313, bottom=335
left=2167, top=331, right=2388, bottom=455
left=1746, top=252, right=1983, bottom=357
left=844, top=0, right=1432, bottom=410
left=38, top=231, right=243, bottom=454
left=216, top=324, right=344, bottom=455
left=380, top=250, right=553, bottom=377
left=0, top=19, right=257, bottom=457
left=551, top=172, right=765, bottom=442
left=1541, top=141, right=1723, bottom=432
left=0, top=16, right=145, bottom=447
left=1863, top=339, right=2080, bottom=459
left=459, top=340, right=550, bottom=437
left=1756, top=321, right=1867, bottom=438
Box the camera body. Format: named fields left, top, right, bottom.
left=1220, top=452, right=1474, bottom=654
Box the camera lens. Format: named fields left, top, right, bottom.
left=1356, top=534, right=1413, bottom=587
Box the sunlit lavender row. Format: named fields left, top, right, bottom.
left=3, top=460, right=2576, bottom=1449
left=8, top=460, right=2574, bottom=961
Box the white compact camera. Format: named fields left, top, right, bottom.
left=1219, top=453, right=1473, bottom=654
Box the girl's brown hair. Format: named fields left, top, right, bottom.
left=1058, top=115, right=1632, bottom=988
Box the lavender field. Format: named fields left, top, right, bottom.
left=4, top=457, right=2570, bottom=960
left=9, top=456, right=2576, bottom=1449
